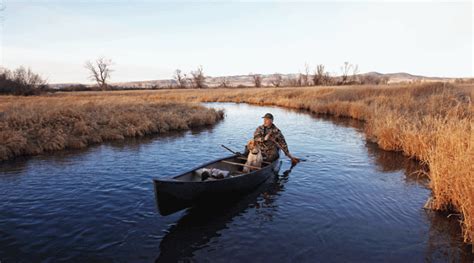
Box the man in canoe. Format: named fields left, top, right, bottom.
left=253, top=113, right=300, bottom=165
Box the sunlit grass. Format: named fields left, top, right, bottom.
left=0, top=95, right=224, bottom=161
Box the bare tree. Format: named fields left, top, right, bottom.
left=85, top=57, right=113, bottom=90
left=313, top=65, right=334, bottom=85
left=324, top=72, right=333, bottom=85
left=173, top=69, right=187, bottom=88
left=13, top=66, right=48, bottom=89
left=250, top=73, right=262, bottom=87
left=299, top=73, right=307, bottom=86
left=351, top=64, right=359, bottom=84
left=270, top=73, right=283, bottom=87
left=340, top=61, right=353, bottom=85
left=302, top=63, right=311, bottom=86
left=219, top=77, right=231, bottom=88
left=313, top=64, right=325, bottom=86
left=0, top=66, right=48, bottom=95
left=297, top=73, right=303, bottom=87
left=190, top=66, right=206, bottom=88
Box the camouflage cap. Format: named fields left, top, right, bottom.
left=262, top=113, right=274, bottom=120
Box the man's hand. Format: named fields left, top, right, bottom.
left=264, top=133, right=272, bottom=141
left=288, top=153, right=300, bottom=165
left=291, top=157, right=300, bottom=165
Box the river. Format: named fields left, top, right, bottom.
left=0, top=102, right=472, bottom=262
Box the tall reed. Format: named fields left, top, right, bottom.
left=0, top=95, right=224, bottom=161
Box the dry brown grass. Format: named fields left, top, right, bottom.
left=97, top=83, right=471, bottom=244
left=0, top=94, right=224, bottom=161
left=0, top=83, right=472, bottom=245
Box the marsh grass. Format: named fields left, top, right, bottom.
left=0, top=95, right=224, bottom=161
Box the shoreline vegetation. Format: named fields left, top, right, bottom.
left=0, top=82, right=472, bottom=247
left=0, top=96, right=224, bottom=161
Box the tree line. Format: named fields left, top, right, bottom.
left=0, top=66, right=49, bottom=95
left=82, top=58, right=391, bottom=89
left=0, top=58, right=396, bottom=95
left=173, top=62, right=389, bottom=89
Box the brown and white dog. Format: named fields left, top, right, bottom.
left=243, top=139, right=263, bottom=173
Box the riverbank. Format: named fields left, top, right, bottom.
left=0, top=95, right=224, bottom=161
left=66, top=82, right=472, bottom=246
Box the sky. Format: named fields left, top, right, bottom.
left=0, top=1, right=472, bottom=84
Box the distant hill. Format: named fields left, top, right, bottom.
left=50, top=72, right=464, bottom=89
left=362, top=72, right=449, bottom=84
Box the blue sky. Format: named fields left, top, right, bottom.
left=1, top=1, right=472, bottom=83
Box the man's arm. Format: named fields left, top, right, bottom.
left=270, top=128, right=300, bottom=165
left=253, top=126, right=265, bottom=142
left=274, top=129, right=290, bottom=157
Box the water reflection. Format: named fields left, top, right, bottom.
left=425, top=211, right=473, bottom=262
left=156, top=165, right=291, bottom=262
left=310, top=112, right=430, bottom=187
left=309, top=112, right=470, bottom=262
left=365, top=141, right=430, bottom=187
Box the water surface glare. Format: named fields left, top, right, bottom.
left=0, top=103, right=472, bottom=262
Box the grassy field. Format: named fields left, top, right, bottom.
left=0, top=83, right=472, bottom=245
left=0, top=95, right=224, bottom=161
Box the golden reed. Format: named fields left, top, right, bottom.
left=0, top=94, right=224, bottom=161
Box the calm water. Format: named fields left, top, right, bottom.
left=0, top=103, right=472, bottom=262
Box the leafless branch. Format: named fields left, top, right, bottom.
left=85, top=57, right=113, bottom=90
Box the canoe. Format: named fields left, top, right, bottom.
left=153, top=154, right=281, bottom=216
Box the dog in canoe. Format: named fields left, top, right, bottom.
left=243, top=139, right=263, bottom=173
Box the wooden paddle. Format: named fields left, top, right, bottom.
left=221, top=144, right=242, bottom=156
left=269, top=138, right=305, bottom=164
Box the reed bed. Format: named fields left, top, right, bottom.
left=117, top=83, right=471, bottom=245
left=0, top=95, right=224, bottom=161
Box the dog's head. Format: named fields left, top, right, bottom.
left=247, top=139, right=260, bottom=154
